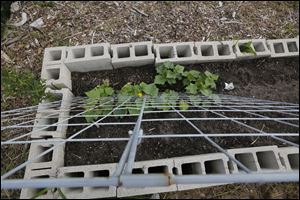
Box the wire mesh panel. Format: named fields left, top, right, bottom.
left=1, top=94, right=299, bottom=194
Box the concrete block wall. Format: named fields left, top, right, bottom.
left=267, top=38, right=299, bottom=57
left=111, top=41, right=154, bottom=68
left=65, top=43, right=113, bottom=72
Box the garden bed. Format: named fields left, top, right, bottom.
left=65, top=57, right=299, bottom=166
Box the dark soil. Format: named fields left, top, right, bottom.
left=65, top=57, right=299, bottom=166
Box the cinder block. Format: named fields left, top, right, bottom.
left=267, top=38, right=299, bottom=57
left=65, top=43, right=112, bottom=72
left=194, top=41, right=236, bottom=63
left=111, top=41, right=154, bottom=68
left=31, top=88, right=73, bottom=139
left=41, top=63, right=72, bottom=90
left=154, top=42, right=197, bottom=65
left=173, top=153, right=230, bottom=191
left=227, top=146, right=285, bottom=174
left=117, top=159, right=177, bottom=197
left=233, top=39, right=271, bottom=59
left=20, top=168, right=57, bottom=199
left=278, top=147, right=299, bottom=171
left=57, top=164, right=117, bottom=199
left=43, top=46, right=67, bottom=66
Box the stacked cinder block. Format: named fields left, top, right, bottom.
left=111, top=41, right=154, bottom=68
left=278, top=147, right=299, bottom=171
left=153, top=42, right=197, bottom=65
left=65, top=43, right=113, bottom=72
left=267, top=37, right=299, bottom=58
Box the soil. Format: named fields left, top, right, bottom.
left=65, top=57, right=299, bottom=166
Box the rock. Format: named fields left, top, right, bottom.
left=30, top=17, right=44, bottom=28
left=10, top=1, right=20, bottom=13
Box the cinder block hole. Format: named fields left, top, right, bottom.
left=36, top=145, right=53, bottom=162
left=287, top=42, right=298, bottom=52
left=132, top=168, right=145, bottom=174
left=48, top=50, right=62, bottom=61
left=176, top=45, right=192, bottom=57
left=181, top=162, right=202, bottom=175
left=63, top=172, right=84, bottom=193
left=44, top=117, right=59, bottom=131
left=204, top=159, right=226, bottom=174
left=253, top=42, right=265, bottom=52
left=135, top=45, right=148, bottom=56
left=46, top=68, right=60, bottom=80
left=288, top=153, right=299, bottom=169
left=93, top=170, right=109, bottom=177
left=201, top=45, right=214, bottom=56
left=33, top=175, right=50, bottom=178
left=217, top=44, right=231, bottom=56
left=274, top=43, right=284, bottom=53
left=148, top=165, right=168, bottom=174
left=32, top=167, right=52, bottom=171
left=172, top=167, right=178, bottom=175
left=256, top=151, right=279, bottom=170
left=235, top=153, right=258, bottom=171
left=65, top=171, right=84, bottom=178
left=91, top=170, right=110, bottom=190
left=91, top=46, right=104, bottom=56
left=72, top=48, right=85, bottom=59
left=159, top=46, right=175, bottom=59
left=117, top=46, right=130, bottom=58
left=238, top=42, right=253, bottom=53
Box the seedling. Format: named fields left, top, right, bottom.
left=154, top=61, right=185, bottom=85
left=238, top=41, right=257, bottom=56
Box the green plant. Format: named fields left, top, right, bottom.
left=1, top=68, right=51, bottom=110
left=238, top=41, right=257, bottom=56
left=183, top=70, right=219, bottom=96
left=154, top=61, right=185, bottom=85
left=156, top=90, right=179, bottom=111
left=83, top=79, right=114, bottom=122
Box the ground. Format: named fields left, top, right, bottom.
left=1, top=1, right=299, bottom=199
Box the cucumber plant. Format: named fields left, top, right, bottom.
left=154, top=61, right=185, bottom=85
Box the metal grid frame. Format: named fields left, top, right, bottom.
left=1, top=94, right=299, bottom=190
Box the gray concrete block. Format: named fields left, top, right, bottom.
left=41, top=63, right=72, bottom=90
left=43, top=46, right=67, bottom=66
left=227, top=146, right=285, bottom=173
left=278, top=147, right=299, bottom=171
left=173, top=153, right=230, bottom=191
left=31, top=88, right=73, bottom=139
left=65, top=43, right=112, bottom=72
left=267, top=38, right=299, bottom=58
left=194, top=41, right=236, bottom=63
left=154, top=42, right=197, bottom=65
left=117, top=158, right=177, bottom=197
left=234, top=39, right=271, bottom=59
left=57, top=164, right=117, bottom=199
left=111, top=41, right=155, bottom=68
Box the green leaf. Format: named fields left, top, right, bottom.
left=204, top=71, right=219, bottom=81
left=85, top=87, right=100, bottom=99
left=30, top=188, right=48, bottom=199
left=179, top=100, right=189, bottom=110
left=239, top=41, right=257, bottom=56
left=104, top=87, right=114, bottom=96
left=154, top=75, right=166, bottom=85
left=186, top=83, right=198, bottom=94
left=200, top=88, right=213, bottom=96
left=140, top=82, right=159, bottom=96
left=164, top=61, right=174, bottom=69
left=166, top=70, right=177, bottom=79
left=174, top=65, right=185, bottom=74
